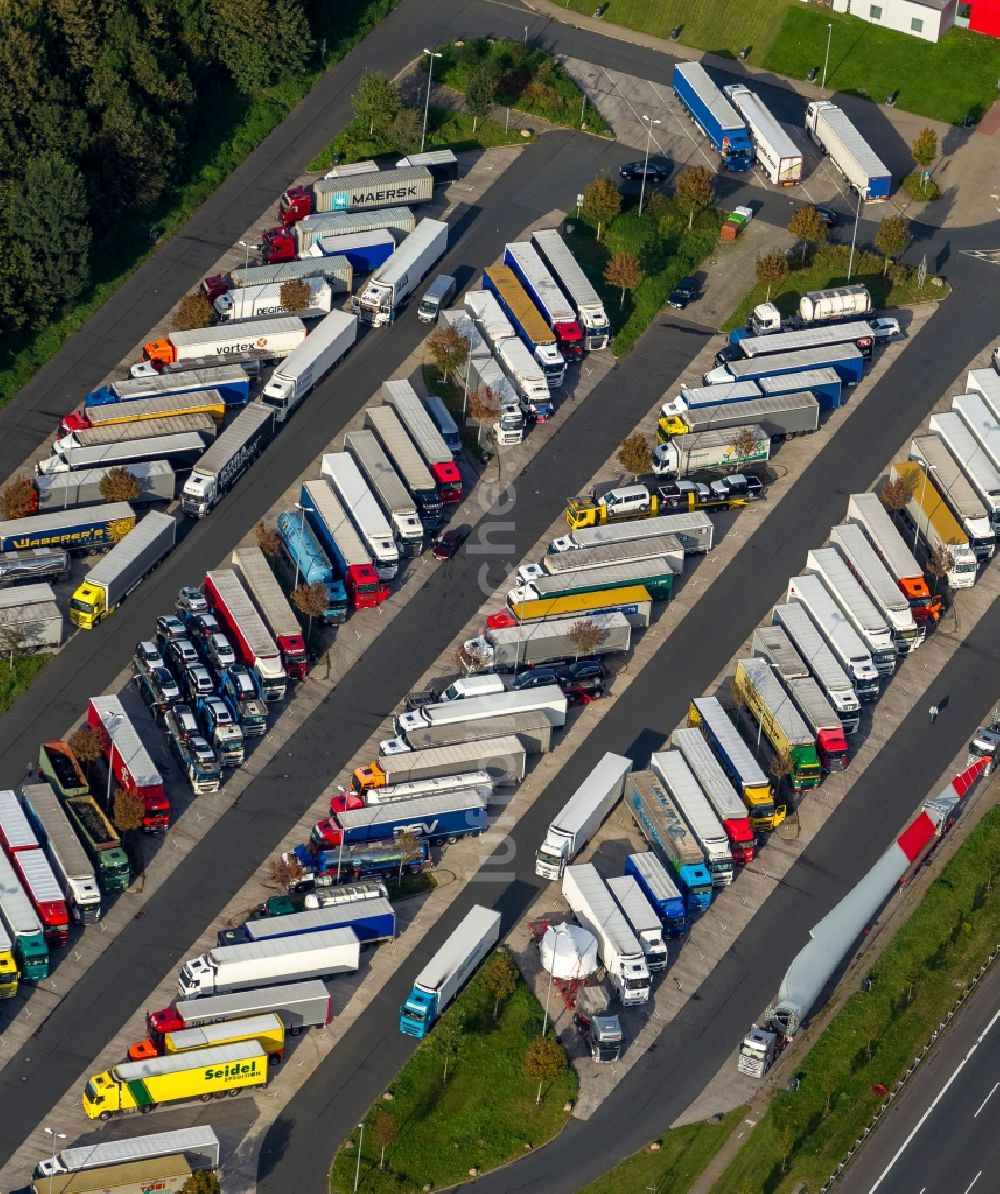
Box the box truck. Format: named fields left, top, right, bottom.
left=34, top=1125, right=220, bottom=1179
left=535, top=753, right=632, bottom=880
left=672, top=63, right=753, bottom=170
left=531, top=227, right=610, bottom=350
left=563, top=864, right=651, bottom=1005
left=214, top=276, right=333, bottom=322
left=353, top=219, right=448, bottom=326
left=143, top=316, right=307, bottom=366
left=178, top=928, right=361, bottom=998
left=723, top=84, right=801, bottom=184
left=261, top=310, right=357, bottom=422
left=68, top=512, right=176, bottom=629
left=805, top=102, right=891, bottom=200
left=280, top=164, right=434, bottom=224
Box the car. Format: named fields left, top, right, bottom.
left=565, top=683, right=602, bottom=706
left=619, top=160, right=670, bottom=182
left=154, top=614, right=187, bottom=648
left=187, top=612, right=221, bottom=643
left=668, top=277, right=699, bottom=309
left=554, top=659, right=607, bottom=687
left=134, top=640, right=164, bottom=672
left=167, top=703, right=200, bottom=741
left=870, top=317, right=901, bottom=342
left=149, top=666, right=180, bottom=703
left=182, top=664, right=215, bottom=703
left=512, top=668, right=560, bottom=692
left=166, top=637, right=200, bottom=675
left=709, top=473, right=764, bottom=501
left=187, top=736, right=218, bottom=768
left=205, top=632, right=237, bottom=675
left=813, top=206, right=839, bottom=228
left=657, top=480, right=711, bottom=506
left=433, top=524, right=471, bottom=560
left=201, top=695, right=236, bottom=728
left=176, top=586, right=208, bottom=618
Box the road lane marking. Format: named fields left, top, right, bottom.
left=963, top=1172, right=982, bottom=1194
left=973, top=1082, right=999, bottom=1117
left=869, top=1007, right=1000, bottom=1192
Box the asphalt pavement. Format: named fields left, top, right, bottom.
left=845, top=953, right=1000, bottom=1194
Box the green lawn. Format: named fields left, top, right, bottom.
left=0, top=655, right=50, bottom=714
left=580, top=1107, right=748, bottom=1194
left=716, top=805, right=1000, bottom=1193
left=329, top=962, right=578, bottom=1192
left=722, top=242, right=949, bottom=333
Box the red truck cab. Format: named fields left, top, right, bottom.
left=430, top=461, right=463, bottom=505
left=310, top=817, right=344, bottom=849
left=485, top=610, right=518, bottom=631
left=275, top=634, right=309, bottom=680
left=201, top=274, right=231, bottom=301
left=553, top=320, right=585, bottom=359
left=279, top=187, right=313, bottom=225
left=86, top=699, right=171, bottom=832
left=329, top=791, right=365, bottom=816
left=346, top=563, right=391, bottom=610
left=261, top=227, right=296, bottom=264
left=816, top=725, right=849, bottom=772
left=58, top=411, right=92, bottom=438
left=128, top=1004, right=186, bottom=1059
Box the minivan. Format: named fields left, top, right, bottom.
left=598, top=485, right=652, bottom=516
left=439, top=675, right=506, bottom=702
left=417, top=274, right=457, bottom=323
left=424, top=393, right=462, bottom=454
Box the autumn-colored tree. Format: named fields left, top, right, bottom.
left=293, top=582, right=328, bottom=648
left=181, top=1171, right=221, bottom=1194
left=0, top=477, right=35, bottom=520
left=522, top=1034, right=566, bottom=1104
left=174, top=291, right=215, bottom=332
left=426, top=325, right=470, bottom=383
left=255, top=520, right=282, bottom=559
left=279, top=278, right=311, bottom=313
left=603, top=251, right=644, bottom=310
left=787, top=205, right=827, bottom=264
left=911, top=127, right=938, bottom=171
left=875, top=215, right=908, bottom=277
left=68, top=726, right=105, bottom=786
left=616, top=431, right=651, bottom=480
left=433, top=1013, right=464, bottom=1083
left=755, top=253, right=788, bottom=301
left=469, top=384, right=502, bottom=449
left=673, top=166, right=714, bottom=230
left=371, top=1109, right=397, bottom=1170
left=733, top=426, right=762, bottom=461
left=769, top=750, right=793, bottom=785
left=266, top=853, right=305, bottom=890
left=98, top=466, right=140, bottom=504
left=482, top=951, right=519, bottom=1020
left=880, top=472, right=917, bottom=523
left=0, top=623, right=31, bottom=667
left=112, top=788, right=146, bottom=835
left=926, top=542, right=954, bottom=594
left=582, top=176, right=621, bottom=241
left=568, top=618, right=602, bottom=660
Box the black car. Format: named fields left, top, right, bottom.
left=512, top=668, right=560, bottom=692
left=554, top=659, right=606, bottom=687
left=813, top=206, right=839, bottom=228
left=433, top=524, right=471, bottom=561
left=668, top=277, right=699, bottom=309
left=620, top=159, right=670, bottom=182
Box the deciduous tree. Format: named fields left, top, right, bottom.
left=352, top=69, right=401, bottom=139
left=266, top=853, right=305, bottom=890
left=68, top=726, right=104, bottom=787
left=390, top=107, right=424, bottom=155
left=255, top=521, right=283, bottom=559
left=926, top=542, right=954, bottom=594
left=98, top=467, right=140, bottom=504
left=755, top=253, right=788, bottom=301
left=209, top=0, right=313, bottom=93
left=427, top=325, right=470, bottom=383
left=433, top=1013, right=464, bottom=1083
left=279, top=278, right=311, bottom=313
left=371, top=1109, right=396, bottom=1170
left=0, top=477, right=35, bottom=521
left=881, top=473, right=917, bottom=523
left=603, top=251, right=644, bottom=310
left=0, top=623, right=31, bottom=668
left=568, top=618, right=602, bottom=660
left=911, top=127, right=937, bottom=170
left=293, top=582, right=327, bottom=647
left=522, top=1034, right=566, bottom=1104
left=112, top=788, right=146, bottom=835
left=582, top=175, right=621, bottom=242
left=616, top=431, right=651, bottom=480
left=875, top=215, right=908, bottom=277
left=482, top=951, right=519, bottom=1019
left=465, top=64, right=499, bottom=132
left=787, top=205, right=827, bottom=264
left=673, top=165, right=714, bottom=231
left=174, top=291, right=215, bottom=332
left=181, top=1171, right=221, bottom=1194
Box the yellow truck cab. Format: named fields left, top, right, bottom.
left=565, top=485, right=656, bottom=530
left=0, top=936, right=18, bottom=999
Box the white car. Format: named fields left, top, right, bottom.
left=870, top=317, right=901, bottom=342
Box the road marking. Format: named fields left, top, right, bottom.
left=964, top=1172, right=982, bottom=1194
left=868, top=1007, right=1000, bottom=1191
left=973, top=1082, right=999, bottom=1117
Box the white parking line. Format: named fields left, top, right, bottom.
left=601, top=67, right=717, bottom=174
left=964, top=1172, right=983, bottom=1194
left=973, top=1081, right=999, bottom=1116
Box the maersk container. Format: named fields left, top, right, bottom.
left=315, top=230, right=394, bottom=273
left=672, top=63, right=753, bottom=171
left=305, top=165, right=433, bottom=217
left=33, top=461, right=174, bottom=511
left=723, top=84, right=801, bottom=185
left=805, top=101, right=891, bottom=200
left=531, top=228, right=610, bottom=350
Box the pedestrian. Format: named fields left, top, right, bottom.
left=929, top=704, right=940, bottom=723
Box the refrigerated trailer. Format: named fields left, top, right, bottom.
left=344, top=430, right=425, bottom=557
left=69, top=511, right=176, bottom=629
left=909, top=434, right=995, bottom=560
left=888, top=460, right=978, bottom=589
left=805, top=101, right=891, bottom=200
left=928, top=412, right=1000, bottom=530
left=143, top=316, right=307, bottom=366
left=363, top=405, right=442, bottom=529
left=531, top=228, right=610, bottom=350
left=261, top=310, right=357, bottom=423
left=204, top=568, right=287, bottom=701
left=300, top=478, right=390, bottom=608
left=181, top=404, right=276, bottom=517
left=34, top=1125, right=221, bottom=1179
left=534, top=753, right=632, bottom=880
left=353, top=219, right=448, bottom=326
left=723, top=84, right=802, bottom=184
left=805, top=548, right=898, bottom=677
left=784, top=573, right=880, bottom=700
left=503, top=241, right=584, bottom=359
left=771, top=603, right=861, bottom=734
left=687, top=697, right=780, bottom=832
left=650, top=751, right=735, bottom=886
left=828, top=522, right=922, bottom=653
left=381, top=380, right=462, bottom=504
left=670, top=728, right=755, bottom=864
left=845, top=492, right=942, bottom=626
left=563, top=864, right=651, bottom=1004
left=19, top=783, right=101, bottom=923
left=321, top=453, right=399, bottom=580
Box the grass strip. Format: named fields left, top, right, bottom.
left=0, top=655, right=51, bottom=716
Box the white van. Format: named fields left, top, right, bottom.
left=439, top=675, right=506, bottom=702
left=598, top=485, right=653, bottom=516
left=418, top=274, right=458, bottom=323
left=424, top=393, right=462, bottom=455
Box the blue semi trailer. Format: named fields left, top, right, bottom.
left=625, top=851, right=689, bottom=936
left=319, top=790, right=488, bottom=849
left=672, top=63, right=753, bottom=172
left=291, top=840, right=429, bottom=887
left=275, top=509, right=348, bottom=624
left=219, top=895, right=396, bottom=947
left=86, top=365, right=252, bottom=410
left=704, top=344, right=863, bottom=394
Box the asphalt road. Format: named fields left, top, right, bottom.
left=846, top=953, right=1000, bottom=1194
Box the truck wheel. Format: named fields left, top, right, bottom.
left=227, top=1088, right=241, bottom=1097
left=446, top=834, right=459, bottom=845
left=140, top=1104, right=154, bottom=1114
left=406, top=864, right=421, bottom=875
left=99, top=1111, right=112, bottom=1122
left=201, top=1094, right=214, bottom=1103
left=213, top=1090, right=228, bottom=1100
left=289, top=1025, right=304, bottom=1036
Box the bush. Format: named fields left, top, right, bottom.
left=901, top=170, right=942, bottom=201
left=604, top=212, right=658, bottom=263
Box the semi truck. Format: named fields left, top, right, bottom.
left=214, top=276, right=332, bottom=322
left=0, top=584, right=62, bottom=652
left=143, top=316, right=307, bottom=367
left=301, top=479, right=391, bottom=608
left=279, top=164, right=434, bottom=224
left=534, top=753, right=632, bottom=880
left=730, top=320, right=874, bottom=363
left=353, top=219, right=449, bottom=326
left=625, top=851, right=688, bottom=937
left=503, top=241, right=584, bottom=359
left=651, top=424, right=770, bottom=477
left=606, top=875, right=668, bottom=971
left=261, top=205, right=416, bottom=264
left=626, top=770, right=713, bottom=911
left=828, top=522, right=923, bottom=653
left=723, top=84, right=802, bottom=184
left=37, top=433, right=209, bottom=477
left=383, top=711, right=554, bottom=756
left=0, top=790, right=71, bottom=945
left=508, top=556, right=678, bottom=605
left=953, top=391, right=1000, bottom=475
left=0, top=502, right=135, bottom=556
left=290, top=840, right=428, bottom=888
left=133, top=979, right=332, bottom=1061
left=331, top=770, right=493, bottom=813
left=486, top=585, right=653, bottom=632
left=178, top=928, right=361, bottom=998
left=519, top=535, right=684, bottom=583
left=845, top=491, right=942, bottom=625
left=531, top=228, right=610, bottom=350
left=274, top=510, right=349, bottom=624
left=316, top=790, right=487, bottom=849
left=68, top=512, right=176, bottom=629
left=0, top=923, right=19, bottom=997
left=661, top=378, right=762, bottom=417
left=227, top=897, right=394, bottom=948
left=87, top=696, right=169, bottom=832
left=202, top=255, right=353, bottom=301
left=805, top=547, right=898, bottom=677
left=462, top=611, right=631, bottom=673
left=310, top=229, right=394, bottom=273
left=157, top=1012, right=286, bottom=1063
left=550, top=510, right=714, bottom=556
left=0, top=548, right=70, bottom=588
left=82, top=1042, right=270, bottom=1119
left=672, top=63, right=752, bottom=170
left=784, top=673, right=849, bottom=773
left=20, top=784, right=101, bottom=923
left=86, top=365, right=251, bottom=410
left=671, top=727, right=755, bottom=864
left=34, top=1125, right=221, bottom=1180
left=382, top=379, right=462, bottom=504
left=58, top=390, right=226, bottom=441
left=50, top=413, right=218, bottom=459
left=363, top=405, right=442, bottom=529
left=733, top=658, right=823, bottom=791
left=399, top=905, right=501, bottom=1037
left=563, top=863, right=652, bottom=1005
left=352, top=735, right=527, bottom=791
left=687, top=696, right=783, bottom=832
left=232, top=546, right=308, bottom=680
left=35, top=1157, right=194, bottom=1192
left=482, top=266, right=566, bottom=387
left=805, top=101, right=891, bottom=200
left=195, top=697, right=245, bottom=767
left=261, top=310, right=357, bottom=422
left=888, top=459, right=978, bottom=589
left=928, top=412, right=1000, bottom=530
left=396, top=687, right=567, bottom=737
left=650, top=750, right=735, bottom=886
left=0, top=849, right=49, bottom=980
left=494, top=334, right=555, bottom=421
left=320, top=453, right=399, bottom=580
left=344, top=430, right=425, bottom=557
left=784, top=573, right=881, bottom=700
left=745, top=284, right=872, bottom=337
left=657, top=391, right=819, bottom=441
left=204, top=569, right=287, bottom=701
left=910, top=433, right=995, bottom=560
left=30, top=461, right=174, bottom=513
left=704, top=344, right=863, bottom=390
left=770, top=604, right=861, bottom=735
left=967, top=368, right=1000, bottom=419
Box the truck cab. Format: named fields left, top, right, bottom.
left=170, top=731, right=221, bottom=795
left=197, top=696, right=246, bottom=766
left=220, top=667, right=268, bottom=736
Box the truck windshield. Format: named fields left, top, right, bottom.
left=69, top=597, right=95, bottom=614
left=401, top=1002, right=426, bottom=1022
left=84, top=1080, right=101, bottom=1103
left=624, top=975, right=648, bottom=991
left=752, top=801, right=776, bottom=820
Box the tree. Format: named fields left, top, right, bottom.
left=469, top=385, right=501, bottom=446
left=769, top=750, right=793, bottom=786
left=881, top=473, right=917, bottom=524
left=911, top=126, right=938, bottom=185
left=465, top=64, right=499, bottom=132
left=0, top=477, right=35, bottom=520
left=926, top=542, right=954, bottom=594
left=98, top=467, right=140, bottom=504
left=733, top=426, right=762, bottom=462
left=433, top=1013, right=463, bottom=1083
left=266, top=853, right=305, bottom=890
left=673, top=165, right=714, bottom=231
left=279, top=278, right=311, bottom=313
left=755, top=253, right=788, bottom=301
left=482, top=951, right=518, bottom=1020
left=616, top=431, right=651, bottom=480
left=293, top=582, right=328, bottom=648
left=522, top=1034, right=566, bottom=1104
left=352, top=69, right=401, bottom=139
left=255, top=521, right=282, bottom=559
left=603, top=251, right=644, bottom=310
left=209, top=0, right=313, bottom=93
left=875, top=215, right=908, bottom=277
left=68, top=726, right=104, bottom=786
left=581, top=176, right=621, bottom=242
left=174, top=291, right=214, bottom=332
left=112, top=788, right=146, bottom=835
left=0, top=623, right=31, bottom=668
left=787, top=205, right=827, bottom=264
left=390, top=107, right=425, bottom=155
left=181, top=1172, right=221, bottom=1194
left=568, top=618, right=602, bottom=661
left=426, top=325, right=470, bottom=384
left=371, top=1109, right=397, bottom=1170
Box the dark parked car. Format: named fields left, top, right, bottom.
left=433, top=524, right=471, bottom=560
left=166, top=637, right=200, bottom=676
left=554, top=659, right=607, bottom=687
left=187, top=612, right=221, bottom=643
left=813, top=206, right=839, bottom=228
left=668, top=277, right=699, bottom=309
left=619, top=159, right=670, bottom=182
left=182, top=664, right=215, bottom=703
left=512, top=668, right=560, bottom=692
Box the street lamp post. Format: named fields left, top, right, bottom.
left=353, top=1120, right=366, bottom=1192
left=822, top=23, right=833, bottom=90
left=292, top=502, right=313, bottom=592
left=44, top=1127, right=67, bottom=1194
left=420, top=49, right=443, bottom=154
left=847, top=187, right=864, bottom=281
left=638, top=115, right=662, bottom=217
